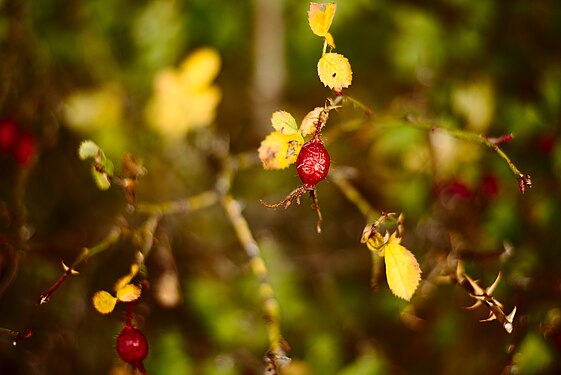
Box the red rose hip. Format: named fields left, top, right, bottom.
left=296, top=138, right=330, bottom=189
left=116, top=325, right=148, bottom=367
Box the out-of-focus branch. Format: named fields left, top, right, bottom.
left=404, top=114, right=532, bottom=193
left=135, top=191, right=219, bottom=215
left=0, top=327, right=32, bottom=346
left=221, top=194, right=288, bottom=364
left=329, top=168, right=380, bottom=223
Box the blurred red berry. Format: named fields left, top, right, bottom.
left=439, top=180, right=471, bottom=199
left=13, top=131, right=35, bottom=165
left=116, top=325, right=148, bottom=368
left=537, top=134, right=555, bottom=155
left=481, top=174, right=499, bottom=198
left=0, top=120, right=17, bottom=153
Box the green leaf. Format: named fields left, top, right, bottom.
left=384, top=243, right=421, bottom=301
left=100, top=158, right=114, bottom=177
left=92, top=166, right=111, bottom=190
left=271, top=111, right=299, bottom=135
left=78, top=140, right=100, bottom=160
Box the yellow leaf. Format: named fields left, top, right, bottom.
left=300, top=107, right=323, bottom=136
left=145, top=48, right=222, bottom=140
left=92, top=290, right=118, bottom=314
left=365, top=232, right=388, bottom=252
left=179, top=47, right=221, bottom=91
left=384, top=243, right=421, bottom=301
left=308, top=2, right=337, bottom=37
left=258, top=131, right=304, bottom=170
left=317, top=53, right=352, bottom=92
left=271, top=111, right=298, bottom=135
left=116, top=284, right=142, bottom=302
left=114, top=264, right=140, bottom=291
left=325, top=32, right=336, bottom=49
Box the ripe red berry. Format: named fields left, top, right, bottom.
left=116, top=325, right=148, bottom=367
left=296, top=138, right=330, bottom=189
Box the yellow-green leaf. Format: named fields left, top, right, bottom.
left=271, top=111, right=298, bottom=135
left=92, top=166, right=111, bottom=190
left=92, top=290, right=117, bottom=314
left=308, top=2, right=337, bottom=37
left=78, top=140, right=100, bottom=160
left=258, top=131, right=304, bottom=170
left=384, top=243, right=421, bottom=301
left=116, top=284, right=142, bottom=302
left=300, top=107, right=323, bottom=136
left=317, top=53, right=352, bottom=92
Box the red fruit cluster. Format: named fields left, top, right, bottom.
left=0, top=119, right=35, bottom=165
left=116, top=324, right=148, bottom=369
left=296, top=138, right=330, bottom=189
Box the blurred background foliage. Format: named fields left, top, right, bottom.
left=1, top=0, right=561, bottom=374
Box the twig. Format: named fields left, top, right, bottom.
left=0, top=327, right=32, bottom=346
left=38, top=226, right=122, bottom=304
left=329, top=168, right=380, bottom=223
left=0, top=235, right=19, bottom=296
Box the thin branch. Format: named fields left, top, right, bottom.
left=329, top=168, right=380, bottom=223
left=342, top=94, right=373, bottom=117
left=38, top=226, right=122, bottom=304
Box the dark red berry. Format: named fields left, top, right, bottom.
left=0, top=120, right=17, bottom=153
left=296, top=138, right=330, bottom=189
left=13, top=131, right=35, bottom=165
left=116, top=325, right=148, bottom=367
